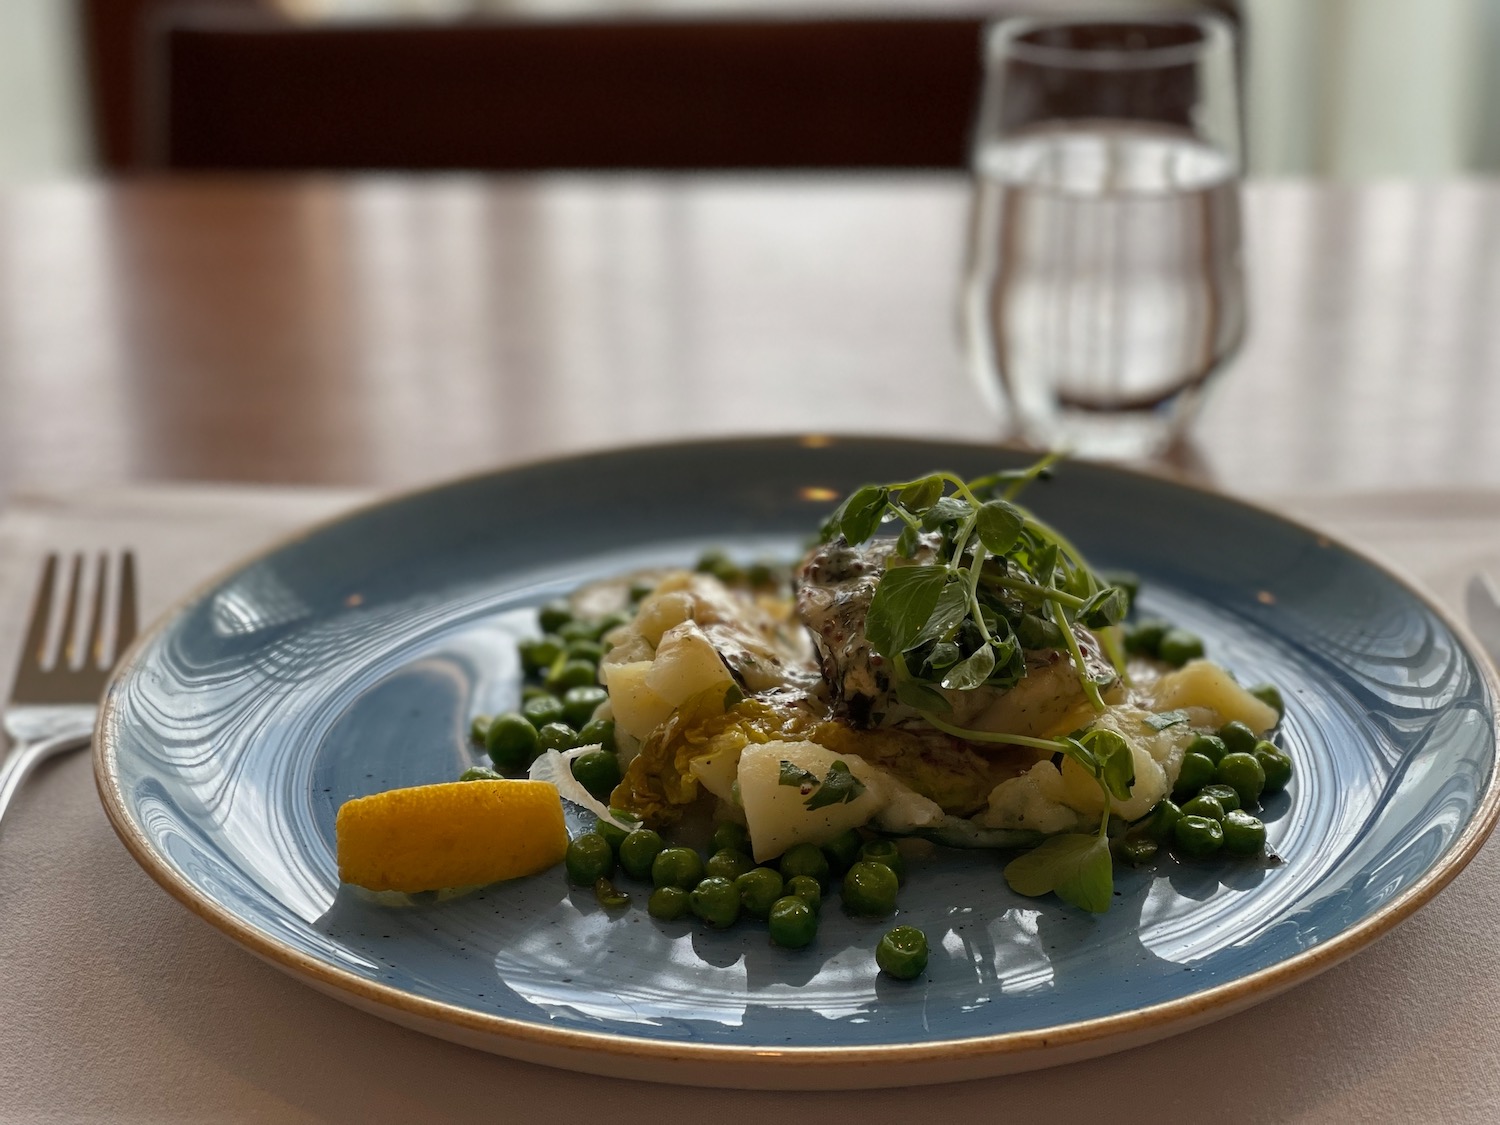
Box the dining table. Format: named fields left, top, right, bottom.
left=1, top=171, right=1499, bottom=1122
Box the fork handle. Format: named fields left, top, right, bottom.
left=0, top=733, right=92, bottom=829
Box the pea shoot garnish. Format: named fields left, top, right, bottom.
left=818, top=459, right=1139, bottom=910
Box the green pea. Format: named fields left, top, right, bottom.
left=1255, top=741, right=1294, bottom=795
left=1198, top=783, right=1241, bottom=813
left=565, top=833, right=614, bottom=885
left=689, top=876, right=741, bottom=928
left=779, top=842, right=831, bottom=888
left=1173, top=752, right=1218, bottom=801
left=628, top=581, right=656, bottom=602
left=575, top=717, right=617, bottom=754
left=536, top=722, right=576, bottom=755
left=518, top=635, right=565, bottom=676
left=1249, top=682, right=1285, bottom=719
left=647, top=885, right=690, bottom=921
left=1217, top=751, right=1266, bottom=806
left=1124, top=618, right=1169, bottom=656
left=1218, top=720, right=1259, bottom=757
left=568, top=748, right=621, bottom=801
left=1180, top=794, right=1226, bottom=822
left=458, top=765, right=504, bottom=782
left=1113, top=834, right=1160, bottom=866
left=1185, top=733, right=1227, bottom=765
left=841, top=860, right=899, bottom=917
left=520, top=694, right=565, bottom=730
left=652, top=847, right=705, bottom=890
left=564, top=639, right=606, bottom=666
left=858, top=839, right=906, bottom=885
left=593, top=877, right=629, bottom=909
left=562, top=685, right=609, bottom=729
left=695, top=550, right=743, bottom=585
left=1221, top=810, right=1268, bottom=856
left=546, top=660, right=599, bottom=694
left=746, top=560, right=779, bottom=588
left=710, top=822, right=751, bottom=855
left=1145, top=799, right=1184, bottom=843
left=821, top=829, right=865, bottom=877
left=594, top=815, right=633, bottom=852
left=538, top=599, right=574, bottom=633
left=735, top=868, right=785, bottom=919
left=1158, top=628, right=1205, bottom=667
left=786, top=874, right=822, bottom=913
left=767, top=896, right=818, bottom=949
left=557, top=618, right=599, bottom=644
left=617, top=828, right=665, bottom=880
left=520, top=684, right=551, bottom=702
left=1173, top=814, right=1225, bottom=858
left=468, top=714, right=492, bottom=744
left=485, top=712, right=541, bottom=770
left=876, top=925, right=929, bottom=980
left=705, top=848, right=755, bottom=882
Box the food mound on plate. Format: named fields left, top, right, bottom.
left=540, top=460, right=1289, bottom=914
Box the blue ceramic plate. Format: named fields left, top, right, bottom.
left=96, top=437, right=1500, bottom=1088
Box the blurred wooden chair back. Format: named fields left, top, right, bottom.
left=144, top=11, right=989, bottom=171
left=118, top=2, right=1242, bottom=172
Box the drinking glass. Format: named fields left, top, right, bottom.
left=961, top=14, right=1244, bottom=460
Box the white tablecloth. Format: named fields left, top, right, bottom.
left=1, top=484, right=1497, bottom=1123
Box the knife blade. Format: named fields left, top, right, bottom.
left=1464, top=573, right=1500, bottom=666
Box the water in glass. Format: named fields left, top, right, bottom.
left=963, top=120, right=1244, bottom=459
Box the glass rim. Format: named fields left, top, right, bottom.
left=986, top=14, right=1230, bottom=72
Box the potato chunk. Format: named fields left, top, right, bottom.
left=737, top=741, right=886, bottom=861
left=601, top=660, right=674, bottom=742
left=1151, top=660, right=1279, bottom=735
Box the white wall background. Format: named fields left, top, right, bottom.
left=0, top=0, right=1498, bottom=178
left=0, top=0, right=87, bottom=178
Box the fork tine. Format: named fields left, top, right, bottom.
left=58, top=554, right=84, bottom=669
left=85, top=552, right=109, bottom=669
left=19, top=554, right=58, bottom=671
left=117, top=550, right=139, bottom=654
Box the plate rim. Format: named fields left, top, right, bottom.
left=92, top=433, right=1500, bottom=1081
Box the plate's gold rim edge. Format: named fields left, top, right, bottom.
left=90, top=432, right=1500, bottom=1077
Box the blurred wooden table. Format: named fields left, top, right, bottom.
left=0, top=174, right=1497, bottom=500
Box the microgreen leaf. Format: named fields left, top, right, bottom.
left=896, top=677, right=951, bottom=713
left=1003, top=832, right=1113, bottom=913
left=975, top=500, right=1025, bottom=555
left=865, top=564, right=950, bottom=657
left=921, top=496, right=973, bottom=530
left=1060, top=735, right=1099, bottom=777
left=838, top=486, right=888, bottom=545
left=913, top=579, right=970, bottom=647
left=1078, top=586, right=1129, bottom=629
left=804, top=761, right=866, bottom=811
left=1016, top=612, right=1065, bottom=650
left=895, top=524, right=921, bottom=557
left=1082, top=729, right=1135, bottom=802
left=1144, top=710, right=1189, bottom=731
left=941, top=643, right=996, bottom=690
left=778, top=760, right=817, bottom=788
left=899, top=476, right=944, bottom=514
left=1032, top=542, right=1059, bottom=587
left=927, top=641, right=962, bottom=671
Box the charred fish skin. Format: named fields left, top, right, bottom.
left=795, top=534, right=1118, bottom=739
left=795, top=536, right=901, bottom=728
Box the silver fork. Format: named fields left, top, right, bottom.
left=0, top=552, right=138, bottom=828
